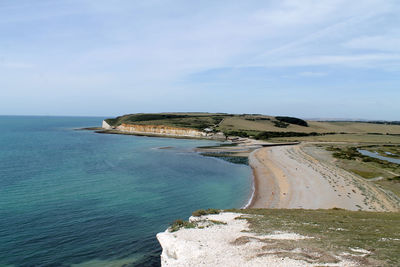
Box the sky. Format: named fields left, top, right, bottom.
left=0, top=0, right=399, bottom=120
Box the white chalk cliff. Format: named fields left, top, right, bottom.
left=101, top=120, right=224, bottom=138
left=156, top=212, right=358, bottom=267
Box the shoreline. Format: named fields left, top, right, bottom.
left=246, top=145, right=399, bottom=211
left=241, top=167, right=256, bottom=209
left=89, top=127, right=398, bottom=211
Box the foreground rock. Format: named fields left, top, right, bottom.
left=157, top=212, right=361, bottom=267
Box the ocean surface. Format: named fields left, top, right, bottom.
left=0, top=116, right=252, bottom=267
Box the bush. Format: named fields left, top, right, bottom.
left=388, top=176, right=400, bottom=181
left=170, top=219, right=196, bottom=232
left=273, top=120, right=289, bottom=128
left=192, top=208, right=220, bottom=217
left=275, top=116, right=308, bottom=127
left=254, top=131, right=320, bottom=140
left=223, top=130, right=249, bottom=137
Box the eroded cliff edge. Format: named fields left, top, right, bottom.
left=157, top=210, right=400, bottom=267
left=101, top=120, right=224, bottom=139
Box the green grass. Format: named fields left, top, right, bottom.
left=273, top=133, right=400, bottom=143
left=321, top=144, right=400, bottom=199
left=350, top=169, right=380, bottom=179
left=192, top=208, right=220, bottom=217
left=103, top=113, right=400, bottom=136
left=170, top=219, right=197, bottom=232
left=227, top=208, right=400, bottom=266
left=105, top=113, right=227, bottom=130
left=327, top=145, right=399, bottom=173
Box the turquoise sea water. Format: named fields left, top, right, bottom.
left=0, top=116, right=252, bottom=266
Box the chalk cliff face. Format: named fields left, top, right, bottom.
left=101, top=120, right=206, bottom=137
left=102, top=120, right=113, bottom=129
left=101, top=120, right=226, bottom=139
left=117, top=123, right=206, bottom=137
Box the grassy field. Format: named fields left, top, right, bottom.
left=228, top=208, right=400, bottom=266
left=218, top=116, right=400, bottom=134
left=104, top=113, right=400, bottom=137
left=273, top=133, right=400, bottom=144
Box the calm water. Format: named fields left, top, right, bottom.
left=0, top=116, right=252, bottom=267
left=358, top=149, right=400, bottom=164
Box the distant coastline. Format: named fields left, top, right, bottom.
left=84, top=112, right=400, bottom=211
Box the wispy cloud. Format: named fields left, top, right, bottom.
left=344, top=35, right=400, bottom=52
left=0, top=0, right=399, bottom=118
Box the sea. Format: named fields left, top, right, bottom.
left=0, top=116, right=252, bottom=267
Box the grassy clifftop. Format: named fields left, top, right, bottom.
left=170, top=208, right=400, bottom=266
left=104, top=113, right=400, bottom=141
left=105, top=113, right=227, bottom=131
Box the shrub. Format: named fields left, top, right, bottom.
left=275, top=116, right=309, bottom=127
left=170, top=219, right=196, bottom=232
left=273, top=120, right=289, bottom=128
left=223, top=130, right=249, bottom=137
left=192, top=208, right=220, bottom=217
left=254, top=131, right=320, bottom=140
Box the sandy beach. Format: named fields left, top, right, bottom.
left=247, top=144, right=398, bottom=211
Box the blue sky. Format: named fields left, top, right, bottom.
left=1, top=0, right=399, bottom=120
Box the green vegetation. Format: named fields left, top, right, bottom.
left=105, top=113, right=228, bottom=130
left=360, top=144, right=400, bottom=159
left=327, top=146, right=399, bottom=169
left=104, top=113, right=400, bottom=139
left=170, top=219, right=196, bottom=232
left=255, top=131, right=321, bottom=140
left=208, top=220, right=227, bottom=225
left=388, top=176, right=400, bottom=181
left=244, top=117, right=270, bottom=121
left=192, top=208, right=220, bottom=217
left=170, top=209, right=222, bottom=232
left=227, top=208, right=400, bottom=266
left=273, top=133, right=400, bottom=143
left=272, top=120, right=289, bottom=128
left=323, top=145, right=400, bottom=197
left=222, top=130, right=250, bottom=137
left=365, top=120, right=400, bottom=125
left=275, top=116, right=309, bottom=127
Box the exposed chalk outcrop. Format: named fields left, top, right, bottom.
left=101, top=121, right=225, bottom=139
left=102, top=120, right=113, bottom=130
left=156, top=212, right=357, bottom=267
left=117, top=123, right=206, bottom=137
